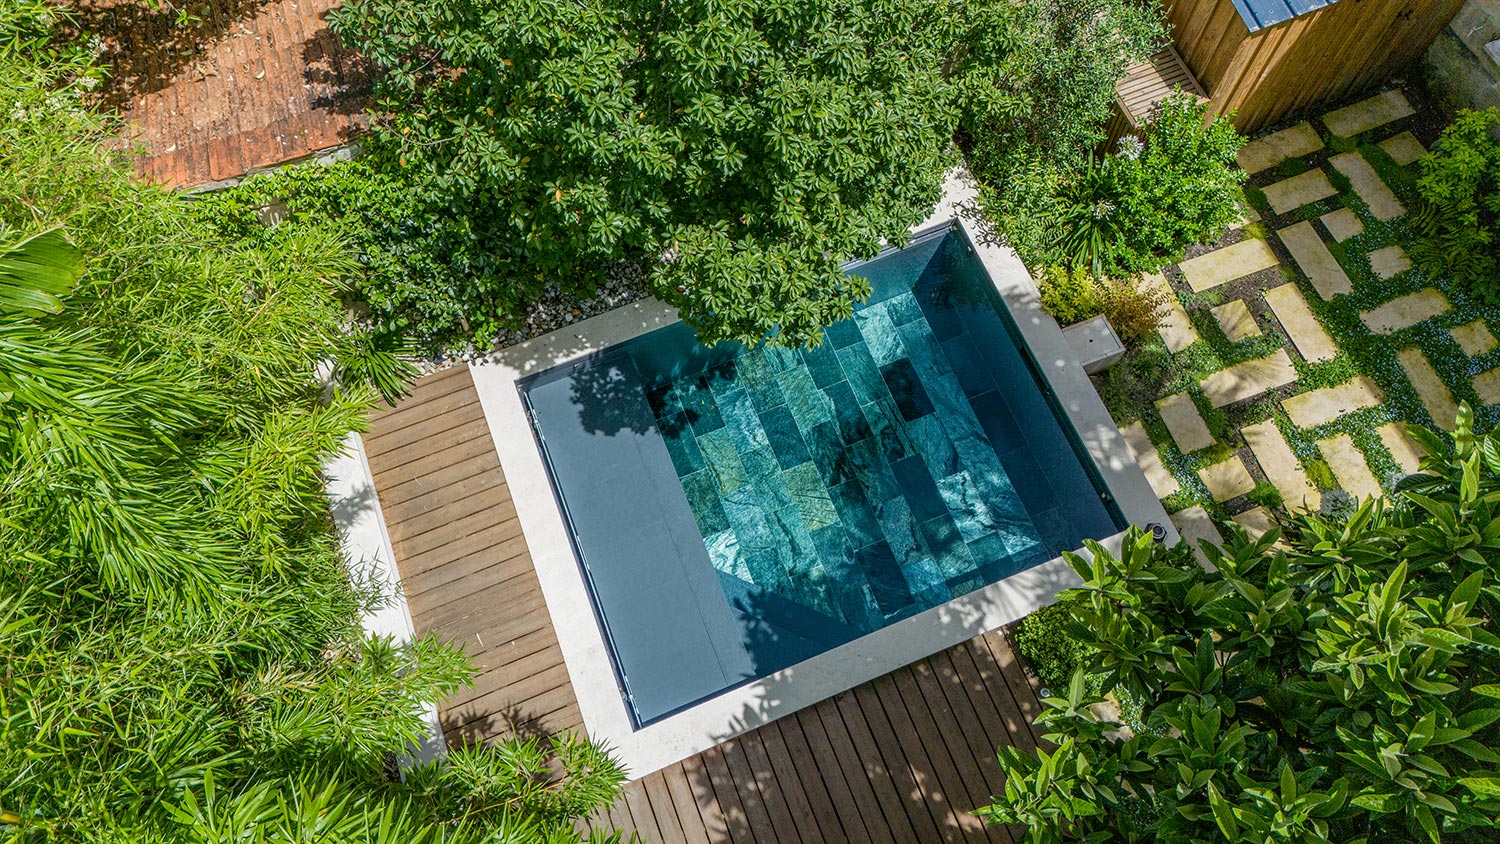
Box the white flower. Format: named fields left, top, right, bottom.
left=1118, top=136, right=1144, bottom=161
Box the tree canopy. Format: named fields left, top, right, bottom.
left=984, top=408, right=1500, bottom=844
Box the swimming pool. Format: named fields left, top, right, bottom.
left=519, top=225, right=1124, bottom=726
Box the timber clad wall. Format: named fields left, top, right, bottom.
left=1167, top=0, right=1468, bottom=131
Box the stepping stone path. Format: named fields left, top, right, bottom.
left=1452, top=320, right=1498, bottom=357
left=1377, top=423, right=1425, bottom=475
left=1475, top=368, right=1500, bottom=406
left=1243, top=419, right=1320, bottom=513
left=1397, top=347, right=1458, bottom=431
left=1329, top=152, right=1405, bottom=220
left=1264, top=284, right=1338, bottom=363
left=1367, top=245, right=1412, bottom=279
left=1122, top=421, right=1180, bottom=498
left=1171, top=505, right=1221, bottom=566
left=1282, top=376, right=1384, bottom=429
left=1200, top=457, right=1257, bottom=501
left=1262, top=169, right=1338, bottom=215
left=1322, top=89, right=1416, bottom=137
left=1156, top=393, right=1215, bottom=453
left=1361, top=288, right=1449, bottom=334
left=1237, top=122, right=1325, bottom=173
left=1319, top=433, right=1383, bottom=500
left=1379, top=131, right=1426, bottom=166
left=1232, top=506, right=1278, bottom=541
left=1142, top=272, right=1199, bottom=352
left=1212, top=299, right=1262, bottom=341
left=1320, top=207, right=1364, bottom=242
left=1179, top=238, right=1280, bottom=292
left=1278, top=221, right=1353, bottom=298
left=1200, top=350, right=1298, bottom=408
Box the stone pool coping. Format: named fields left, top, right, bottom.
left=466, top=213, right=1172, bottom=778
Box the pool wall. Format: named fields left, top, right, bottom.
left=470, top=214, right=1173, bottom=778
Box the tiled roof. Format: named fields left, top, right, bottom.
left=77, top=0, right=370, bottom=188
left=1230, top=0, right=1338, bottom=32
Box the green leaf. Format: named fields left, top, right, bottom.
left=0, top=227, right=84, bottom=315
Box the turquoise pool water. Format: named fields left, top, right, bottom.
left=520, top=225, right=1122, bottom=725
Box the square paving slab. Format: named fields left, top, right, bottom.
left=1476, top=368, right=1500, bottom=406
left=1361, top=288, right=1449, bottom=334
left=1278, top=221, right=1353, bottom=298
left=1378, top=131, right=1426, bottom=166
left=1236, top=122, right=1325, bottom=173
left=1264, top=284, right=1338, bottom=363
left=1319, top=434, right=1383, bottom=500
left=1397, top=347, right=1458, bottom=431
left=1123, top=421, right=1180, bottom=498
left=1231, top=506, right=1278, bottom=541
left=1199, top=350, right=1298, bottom=408
left=1212, top=299, right=1263, bottom=341
left=1141, top=272, right=1199, bottom=353
left=1377, top=423, right=1424, bottom=475
left=1262, top=169, right=1338, bottom=215
left=1281, top=376, right=1384, bottom=429
left=1330, top=152, right=1405, bottom=221
left=1452, top=320, right=1498, bottom=357
left=1243, top=419, right=1320, bottom=513
left=1322, top=89, right=1415, bottom=137
left=1155, top=392, right=1215, bottom=453
left=1367, top=245, right=1412, bottom=279
left=1320, top=207, right=1364, bottom=243
left=1179, top=238, right=1281, bottom=292
left=1199, top=457, right=1257, bottom=502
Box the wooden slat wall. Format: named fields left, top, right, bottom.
left=1166, top=0, right=1466, bottom=132
left=593, top=628, right=1049, bottom=844
left=363, top=366, right=584, bottom=744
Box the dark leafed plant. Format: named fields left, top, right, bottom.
left=984, top=406, right=1500, bottom=844
left=1411, top=108, right=1500, bottom=306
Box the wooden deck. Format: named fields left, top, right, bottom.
left=364, top=365, right=583, bottom=742
left=364, top=368, right=1050, bottom=843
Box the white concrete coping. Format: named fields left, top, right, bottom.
left=324, top=431, right=447, bottom=768
left=467, top=203, right=1173, bottom=778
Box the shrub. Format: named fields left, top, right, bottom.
left=1013, top=596, right=1094, bottom=694
left=982, top=406, right=1500, bottom=843
left=1412, top=108, right=1500, bottom=306
left=1037, top=265, right=1167, bottom=343
left=1037, top=264, right=1102, bottom=326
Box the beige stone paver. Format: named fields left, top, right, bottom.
left=1361, top=288, right=1450, bottom=334
left=1179, top=238, right=1281, bottom=292
left=1475, top=368, right=1500, bottom=406
left=1142, top=272, right=1199, bottom=353
left=1319, top=434, right=1383, bottom=500
left=1329, top=152, right=1406, bottom=221
left=1155, top=393, right=1215, bottom=453
left=1171, top=505, right=1221, bottom=566
left=1243, top=419, right=1320, bottom=513
left=1262, top=169, right=1339, bottom=215
left=1453, top=320, right=1498, bottom=357
left=1199, top=350, right=1298, bottom=408
left=1278, top=221, right=1353, bottom=299
left=1212, top=299, right=1263, bottom=341
left=1232, top=506, right=1278, bottom=541
left=1237, top=122, right=1325, bottom=173
left=1379, top=131, right=1426, bottom=166
left=1367, top=245, right=1412, bottom=279
left=1320, top=207, right=1364, bottom=242
left=1397, top=347, right=1458, bottom=431
left=1199, top=457, right=1257, bottom=502
left=1122, top=421, right=1181, bottom=498
left=1282, top=376, right=1384, bottom=429
left=1377, top=422, right=1424, bottom=474
left=1264, top=284, right=1337, bottom=363
left=1452, top=319, right=1500, bottom=355
left=1322, top=89, right=1416, bottom=137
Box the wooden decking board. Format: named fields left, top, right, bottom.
left=375, top=455, right=507, bottom=508
left=922, top=656, right=1014, bottom=844
left=401, top=535, right=534, bottom=599
left=394, top=513, right=524, bottom=563
left=643, top=773, right=692, bottom=844
left=700, top=746, right=759, bottom=844
left=382, top=485, right=516, bottom=543
left=679, top=755, right=733, bottom=843
left=754, top=720, right=830, bottom=844
left=662, top=764, right=715, bottom=844
left=906, top=661, right=1010, bottom=844
left=816, top=696, right=920, bottom=844
left=365, top=423, right=492, bottom=478
left=624, top=780, right=666, bottom=844
left=719, top=738, right=786, bottom=844
left=768, top=718, right=847, bottom=844
left=886, top=668, right=994, bottom=841
left=737, top=731, right=807, bottom=844
left=959, top=638, right=1037, bottom=755
left=790, top=707, right=876, bottom=844
left=858, top=675, right=975, bottom=842
left=839, top=684, right=945, bottom=844
left=365, top=398, right=489, bottom=457
left=406, top=558, right=544, bottom=624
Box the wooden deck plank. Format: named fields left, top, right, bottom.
left=814, top=696, right=919, bottom=844
left=718, top=739, right=782, bottom=844
left=766, top=718, right=844, bottom=844
left=662, top=763, right=715, bottom=844
left=790, top=707, right=874, bottom=844
left=840, top=684, right=944, bottom=844
left=856, top=676, right=972, bottom=843
left=885, top=668, right=993, bottom=841
left=907, top=660, right=1010, bottom=844
left=642, top=773, right=691, bottom=844
left=962, top=637, right=1039, bottom=755
left=736, top=731, right=805, bottom=844
left=700, top=745, right=759, bottom=844
left=679, top=754, right=733, bottom=843
left=751, top=720, right=828, bottom=844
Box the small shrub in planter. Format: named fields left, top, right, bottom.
left=1037, top=265, right=1168, bottom=343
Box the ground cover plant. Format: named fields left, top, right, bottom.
left=1410, top=108, right=1500, bottom=306
left=988, top=407, right=1500, bottom=843
left=0, top=8, right=624, bottom=842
